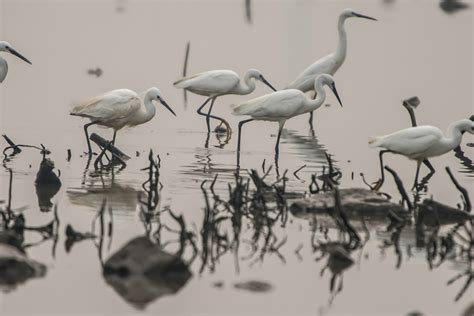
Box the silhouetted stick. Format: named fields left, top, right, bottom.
left=334, top=188, right=360, bottom=245
left=245, top=0, right=252, bottom=23
left=2, top=135, right=21, bottom=154
left=293, top=164, right=306, bottom=180
left=385, top=165, right=413, bottom=212
left=182, top=41, right=190, bottom=105
left=446, top=166, right=471, bottom=213
left=7, top=169, right=13, bottom=218
left=67, top=149, right=72, bottom=161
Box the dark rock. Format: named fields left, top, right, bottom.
left=103, top=236, right=192, bottom=309
left=234, top=280, right=272, bottom=293
left=35, top=158, right=61, bottom=185
left=0, top=243, right=46, bottom=291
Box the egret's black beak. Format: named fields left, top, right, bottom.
left=7, top=47, right=32, bottom=65
left=260, top=75, right=277, bottom=92
left=353, top=12, right=377, bottom=21
left=159, top=98, right=176, bottom=116
left=330, top=83, right=343, bottom=107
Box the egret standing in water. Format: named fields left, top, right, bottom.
left=71, top=87, right=176, bottom=156
left=286, top=9, right=376, bottom=126
left=173, top=69, right=276, bottom=133
left=369, top=117, right=474, bottom=189
left=233, top=74, right=343, bottom=166
left=0, top=41, right=32, bottom=83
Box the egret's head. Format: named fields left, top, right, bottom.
left=247, top=68, right=277, bottom=92
left=316, top=74, right=343, bottom=107
left=341, top=8, right=377, bottom=21
left=0, top=41, right=32, bottom=64
left=460, top=116, right=474, bottom=135
left=148, top=87, right=176, bottom=116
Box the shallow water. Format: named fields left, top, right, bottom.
left=0, top=0, right=473, bottom=315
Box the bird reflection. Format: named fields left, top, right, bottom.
left=69, top=164, right=139, bottom=213
left=454, top=145, right=474, bottom=177
left=281, top=129, right=338, bottom=169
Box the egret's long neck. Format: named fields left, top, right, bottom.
left=134, top=92, right=156, bottom=124
left=235, top=72, right=256, bottom=95
left=307, top=81, right=327, bottom=111
left=444, top=121, right=465, bottom=150
left=334, top=15, right=348, bottom=65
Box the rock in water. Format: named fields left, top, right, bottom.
left=103, top=236, right=192, bottom=309
left=0, top=242, right=46, bottom=292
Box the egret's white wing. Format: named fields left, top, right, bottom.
left=173, top=70, right=240, bottom=94
left=71, top=89, right=140, bottom=121
left=233, top=90, right=305, bottom=119
left=286, top=54, right=338, bottom=91
left=371, top=126, right=443, bottom=157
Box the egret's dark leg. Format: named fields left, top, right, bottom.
left=237, top=118, right=254, bottom=167
left=413, top=161, right=422, bottom=190
left=275, top=121, right=286, bottom=161
left=375, top=150, right=391, bottom=190
left=309, top=91, right=317, bottom=130
left=196, top=97, right=231, bottom=133
left=112, top=131, right=117, bottom=145
left=84, top=122, right=96, bottom=156
left=423, top=159, right=435, bottom=173
left=205, top=98, right=216, bottom=133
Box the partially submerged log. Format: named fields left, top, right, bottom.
left=103, top=236, right=192, bottom=309
left=0, top=242, right=46, bottom=291
left=90, top=133, right=130, bottom=162
left=290, top=188, right=407, bottom=220
left=418, top=199, right=471, bottom=226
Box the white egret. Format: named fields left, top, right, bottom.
left=286, top=9, right=376, bottom=125
left=369, top=118, right=474, bottom=188
left=233, top=74, right=342, bottom=165
left=0, top=41, right=32, bottom=83
left=173, top=69, right=276, bottom=132
left=70, top=87, right=176, bottom=155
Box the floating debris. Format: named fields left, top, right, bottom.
left=87, top=67, right=103, bottom=77
left=439, top=0, right=470, bottom=13
left=234, top=280, right=272, bottom=293
left=64, top=224, right=95, bottom=253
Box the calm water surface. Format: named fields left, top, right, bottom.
left=0, top=0, right=473, bottom=315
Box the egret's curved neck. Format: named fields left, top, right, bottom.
left=0, top=56, right=8, bottom=83
left=234, top=72, right=257, bottom=95
left=134, top=92, right=156, bottom=124
left=307, top=81, right=327, bottom=111
left=444, top=121, right=465, bottom=150
left=334, top=15, right=348, bottom=65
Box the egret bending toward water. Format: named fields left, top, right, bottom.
left=286, top=9, right=376, bottom=125
left=173, top=69, right=276, bottom=133
left=233, top=74, right=343, bottom=166
left=369, top=118, right=474, bottom=189
left=71, top=87, right=176, bottom=155
left=0, top=41, right=32, bottom=83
